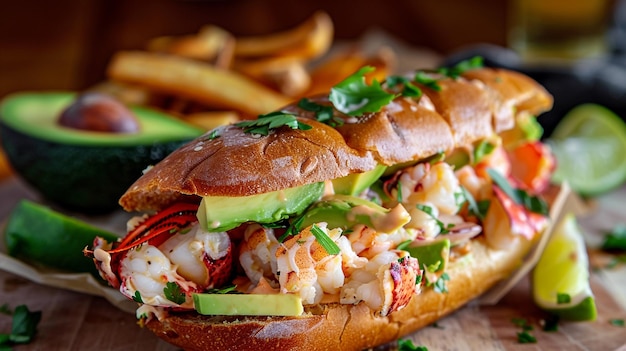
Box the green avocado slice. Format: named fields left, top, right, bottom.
left=197, top=182, right=325, bottom=232
left=193, top=293, right=303, bottom=316
left=0, top=92, right=203, bottom=212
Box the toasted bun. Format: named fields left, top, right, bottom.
left=119, top=67, right=552, bottom=213
left=145, top=237, right=526, bottom=351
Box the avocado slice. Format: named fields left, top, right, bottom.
left=297, top=194, right=410, bottom=233
left=197, top=182, right=325, bottom=232
left=193, top=293, right=303, bottom=316
left=332, top=164, right=387, bottom=195
left=0, top=92, right=203, bottom=213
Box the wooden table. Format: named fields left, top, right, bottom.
left=1, top=176, right=625, bottom=351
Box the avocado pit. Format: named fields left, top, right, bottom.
left=58, top=92, right=140, bottom=133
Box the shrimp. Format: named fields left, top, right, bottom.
left=238, top=224, right=281, bottom=288
left=347, top=224, right=417, bottom=259
left=275, top=224, right=345, bottom=305
left=340, top=250, right=420, bottom=316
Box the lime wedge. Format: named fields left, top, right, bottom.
left=532, top=213, right=597, bottom=321
left=547, top=104, right=626, bottom=196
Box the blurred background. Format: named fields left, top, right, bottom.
left=0, top=0, right=524, bottom=97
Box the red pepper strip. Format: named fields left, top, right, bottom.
left=105, top=217, right=197, bottom=255
left=115, top=202, right=199, bottom=250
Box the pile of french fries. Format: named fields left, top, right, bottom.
left=98, top=11, right=397, bottom=130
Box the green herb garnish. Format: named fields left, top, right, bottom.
left=487, top=168, right=549, bottom=215
left=206, top=284, right=239, bottom=294
left=164, top=282, right=186, bottom=305
left=414, top=71, right=442, bottom=91
left=235, top=111, right=312, bottom=136
left=386, top=75, right=422, bottom=98
left=473, top=140, right=495, bottom=164
left=432, top=272, right=450, bottom=293
left=556, top=292, right=571, bottom=304
left=310, top=224, right=341, bottom=255
left=297, top=98, right=342, bottom=126
left=0, top=304, right=41, bottom=348
left=601, top=226, right=626, bottom=251
left=542, top=315, right=560, bottom=332
left=437, top=56, right=484, bottom=79
left=416, top=204, right=453, bottom=234
left=610, top=319, right=625, bottom=327
left=207, top=128, right=221, bottom=140
left=398, top=338, right=428, bottom=351
left=517, top=330, right=537, bottom=344
left=329, top=66, right=396, bottom=116
left=132, top=291, right=143, bottom=303
left=460, top=186, right=490, bottom=220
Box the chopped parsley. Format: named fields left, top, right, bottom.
left=556, top=292, right=571, bottom=304
left=329, top=66, right=396, bottom=116
left=460, top=186, right=490, bottom=220
left=416, top=204, right=454, bottom=234
left=413, top=71, right=442, bottom=91
left=386, top=75, right=422, bottom=98
left=297, top=98, right=342, bottom=127
left=398, top=338, right=428, bottom=351
left=432, top=272, right=450, bottom=293
left=610, top=319, right=625, bottom=327
left=487, top=168, right=548, bottom=216
left=235, top=111, right=312, bottom=136
left=511, top=317, right=537, bottom=344
left=132, top=291, right=143, bottom=303
left=601, top=226, right=626, bottom=251
left=164, top=282, right=186, bottom=305
left=0, top=304, right=41, bottom=348
left=311, top=224, right=341, bottom=255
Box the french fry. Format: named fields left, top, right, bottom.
left=107, top=51, right=292, bottom=116
left=306, top=46, right=396, bottom=96
left=235, top=56, right=311, bottom=97
left=147, top=25, right=235, bottom=68
left=234, top=11, right=333, bottom=60
left=183, top=111, right=241, bottom=130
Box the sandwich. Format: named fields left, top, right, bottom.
left=84, top=58, right=556, bottom=351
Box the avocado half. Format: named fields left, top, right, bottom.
left=0, top=92, right=203, bottom=213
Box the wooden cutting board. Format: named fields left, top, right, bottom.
left=0, top=177, right=625, bottom=351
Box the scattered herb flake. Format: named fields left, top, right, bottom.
left=386, top=75, right=423, bottom=98
left=601, top=226, right=626, bottom=251
left=398, top=338, right=428, bottom=351
left=438, top=56, right=484, bottom=79
left=207, top=128, right=221, bottom=140
left=0, top=304, right=41, bottom=348
left=517, top=330, right=537, bottom=344
left=487, top=168, right=548, bottom=215
left=541, top=315, right=560, bottom=332
left=235, top=111, right=312, bottom=136
left=556, top=292, right=571, bottom=304
left=310, top=224, right=341, bottom=255
left=132, top=291, right=143, bottom=303
left=164, top=282, right=186, bottom=305
left=432, top=272, right=450, bottom=293
left=297, top=98, right=342, bottom=126
left=416, top=204, right=452, bottom=234
left=610, top=319, right=625, bottom=327
left=329, top=66, right=396, bottom=116
left=206, top=285, right=239, bottom=294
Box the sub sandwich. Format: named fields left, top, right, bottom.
left=85, top=58, right=556, bottom=351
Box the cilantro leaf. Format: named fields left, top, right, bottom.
left=132, top=291, right=143, bottom=303
left=416, top=204, right=453, bottom=234
left=0, top=305, right=41, bottom=347
left=329, top=66, right=396, bottom=116
left=386, top=75, right=422, bottom=98
left=557, top=292, right=571, bottom=304
left=487, top=168, right=548, bottom=215
left=602, top=226, right=626, bottom=251
left=437, top=56, right=484, bottom=79
left=398, top=339, right=428, bottom=351
left=297, top=98, right=341, bottom=126
left=413, top=71, right=442, bottom=91
left=235, top=111, right=312, bottom=136
left=164, top=282, right=186, bottom=305
left=460, top=186, right=490, bottom=221
left=311, top=224, right=341, bottom=255
left=432, top=272, right=450, bottom=293
left=517, top=330, right=537, bottom=344
left=610, top=319, right=625, bottom=327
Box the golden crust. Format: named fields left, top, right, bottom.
left=119, top=68, right=552, bottom=213
left=145, top=237, right=527, bottom=351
